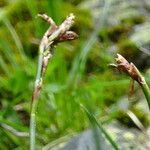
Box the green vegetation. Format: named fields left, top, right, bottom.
left=0, top=0, right=149, bottom=149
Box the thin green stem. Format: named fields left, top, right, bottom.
left=29, top=52, right=43, bottom=150
left=36, top=53, right=43, bottom=81
left=30, top=99, right=38, bottom=150
left=140, top=78, right=150, bottom=110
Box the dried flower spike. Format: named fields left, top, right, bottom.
left=115, top=54, right=143, bottom=85
left=32, top=13, right=78, bottom=102
left=111, top=54, right=150, bottom=110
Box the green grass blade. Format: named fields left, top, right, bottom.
left=2, top=17, right=26, bottom=61
left=141, top=79, right=150, bottom=110
left=80, top=104, right=120, bottom=150
left=0, top=39, right=18, bottom=69
left=0, top=55, right=9, bottom=75
left=68, top=0, right=111, bottom=85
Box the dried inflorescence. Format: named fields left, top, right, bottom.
left=38, top=13, right=77, bottom=47
left=111, top=54, right=150, bottom=110
left=112, top=54, right=144, bottom=85
left=32, top=13, right=77, bottom=102
left=38, top=13, right=78, bottom=76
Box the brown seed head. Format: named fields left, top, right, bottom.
left=114, top=54, right=143, bottom=84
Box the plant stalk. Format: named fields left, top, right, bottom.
left=30, top=99, right=37, bottom=150
left=29, top=13, right=77, bottom=150
left=30, top=52, right=43, bottom=150
left=140, top=78, right=150, bottom=109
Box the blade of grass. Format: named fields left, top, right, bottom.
left=126, top=110, right=145, bottom=132
left=68, top=0, right=111, bottom=86
left=0, top=55, right=9, bottom=75
left=1, top=123, right=29, bottom=137
left=2, top=17, right=26, bottom=62
left=141, top=81, right=150, bottom=108
left=0, top=118, right=29, bottom=135
left=42, top=133, right=75, bottom=150
left=0, top=39, right=18, bottom=69
left=1, top=127, right=20, bottom=146
left=80, top=103, right=120, bottom=150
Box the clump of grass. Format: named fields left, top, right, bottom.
left=30, top=13, right=77, bottom=150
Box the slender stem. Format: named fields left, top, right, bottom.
left=30, top=100, right=38, bottom=150
left=29, top=13, right=76, bottom=150
left=140, top=78, right=150, bottom=109
left=36, top=53, right=43, bottom=81
left=30, top=52, right=43, bottom=150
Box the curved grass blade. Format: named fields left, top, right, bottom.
left=2, top=17, right=26, bottom=61
left=80, top=103, right=120, bottom=150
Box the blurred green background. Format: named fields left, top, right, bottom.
left=0, top=0, right=150, bottom=149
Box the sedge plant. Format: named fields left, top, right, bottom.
left=111, top=54, right=150, bottom=110
left=30, top=13, right=77, bottom=150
